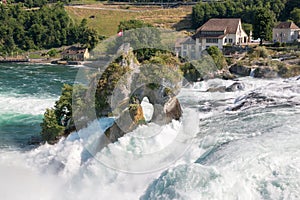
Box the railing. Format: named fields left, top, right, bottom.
left=0, top=58, right=29, bottom=63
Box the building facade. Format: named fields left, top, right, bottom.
left=61, top=46, right=90, bottom=61
left=273, top=22, right=300, bottom=43
left=177, top=18, right=248, bottom=60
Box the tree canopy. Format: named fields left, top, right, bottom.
left=10, top=0, right=71, bottom=8
left=0, top=3, right=98, bottom=54
left=192, top=0, right=290, bottom=29
left=291, top=8, right=300, bottom=26
left=253, top=8, right=275, bottom=45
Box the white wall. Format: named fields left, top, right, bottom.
left=273, top=28, right=295, bottom=43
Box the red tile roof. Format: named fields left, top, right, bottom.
left=195, top=18, right=241, bottom=37
left=275, top=22, right=300, bottom=29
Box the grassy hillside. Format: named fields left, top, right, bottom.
left=65, top=4, right=192, bottom=37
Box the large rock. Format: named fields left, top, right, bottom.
left=105, top=104, right=146, bottom=143
left=253, top=67, right=278, bottom=78
left=229, top=64, right=251, bottom=76
left=206, top=82, right=244, bottom=93
left=225, top=82, right=245, bottom=92
left=105, top=95, right=183, bottom=143
left=165, top=97, right=182, bottom=123
left=94, top=50, right=184, bottom=143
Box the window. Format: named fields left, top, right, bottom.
left=206, top=38, right=218, bottom=43
left=191, top=52, right=195, bottom=59
left=191, top=44, right=195, bottom=51
left=183, top=44, right=187, bottom=50
left=229, top=38, right=233, bottom=43
left=183, top=52, right=187, bottom=57
left=201, top=31, right=224, bottom=35
left=225, top=38, right=227, bottom=43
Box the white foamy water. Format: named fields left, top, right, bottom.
left=0, top=114, right=197, bottom=200
left=0, top=94, right=57, bottom=115
left=0, top=77, right=299, bottom=200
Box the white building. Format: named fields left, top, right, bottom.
left=177, top=18, right=248, bottom=60
left=273, top=22, right=300, bottom=43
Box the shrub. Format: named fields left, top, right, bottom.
left=40, top=108, right=64, bottom=144
left=40, top=84, right=88, bottom=143
left=206, top=46, right=227, bottom=70
left=273, top=42, right=281, bottom=47
left=254, top=46, right=269, bottom=58
left=47, top=49, right=58, bottom=57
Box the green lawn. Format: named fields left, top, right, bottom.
left=65, top=5, right=192, bottom=37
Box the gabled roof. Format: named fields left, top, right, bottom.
left=275, top=22, right=300, bottom=29
left=62, top=46, right=87, bottom=55
left=194, top=18, right=241, bottom=38
left=175, top=37, right=195, bottom=47
left=181, top=37, right=196, bottom=45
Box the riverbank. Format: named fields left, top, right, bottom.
left=0, top=58, right=86, bottom=65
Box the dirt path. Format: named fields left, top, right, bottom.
left=68, top=5, right=144, bottom=13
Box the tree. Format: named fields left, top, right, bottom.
left=77, top=18, right=99, bottom=50
left=40, top=84, right=88, bottom=144
left=40, top=108, right=64, bottom=144
left=291, top=8, right=300, bottom=26
left=280, top=0, right=300, bottom=21
left=253, top=7, right=275, bottom=45
left=206, top=46, right=227, bottom=70
left=242, top=23, right=253, bottom=36
left=80, top=28, right=99, bottom=50
left=192, top=2, right=218, bottom=28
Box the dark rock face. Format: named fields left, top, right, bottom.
left=206, top=82, right=244, bottom=93
left=225, top=82, right=245, bottom=92
left=165, top=97, right=183, bottom=123
left=229, top=64, right=251, bottom=76
left=227, top=92, right=276, bottom=111
left=206, top=86, right=226, bottom=92
left=253, top=67, right=278, bottom=78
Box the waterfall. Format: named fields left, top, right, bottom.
left=249, top=68, right=255, bottom=77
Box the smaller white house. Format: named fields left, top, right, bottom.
left=177, top=18, right=248, bottom=60
left=273, top=22, right=300, bottom=43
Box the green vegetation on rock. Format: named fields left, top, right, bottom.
left=40, top=108, right=65, bottom=144
left=41, top=84, right=88, bottom=143
left=206, top=46, right=227, bottom=70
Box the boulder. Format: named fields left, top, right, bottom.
left=206, top=86, right=226, bottom=92
left=164, top=97, right=183, bottom=123
left=206, top=82, right=244, bottom=93
left=105, top=104, right=146, bottom=143
left=253, top=67, right=278, bottom=78
left=229, top=64, right=251, bottom=76
left=225, top=82, right=245, bottom=92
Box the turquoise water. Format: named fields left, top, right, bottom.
left=0, top=69, right=299, bottom=199
left=0, top=63, right=79, bottom=149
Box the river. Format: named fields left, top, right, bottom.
left=0, top=63, right=299, bottom=200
